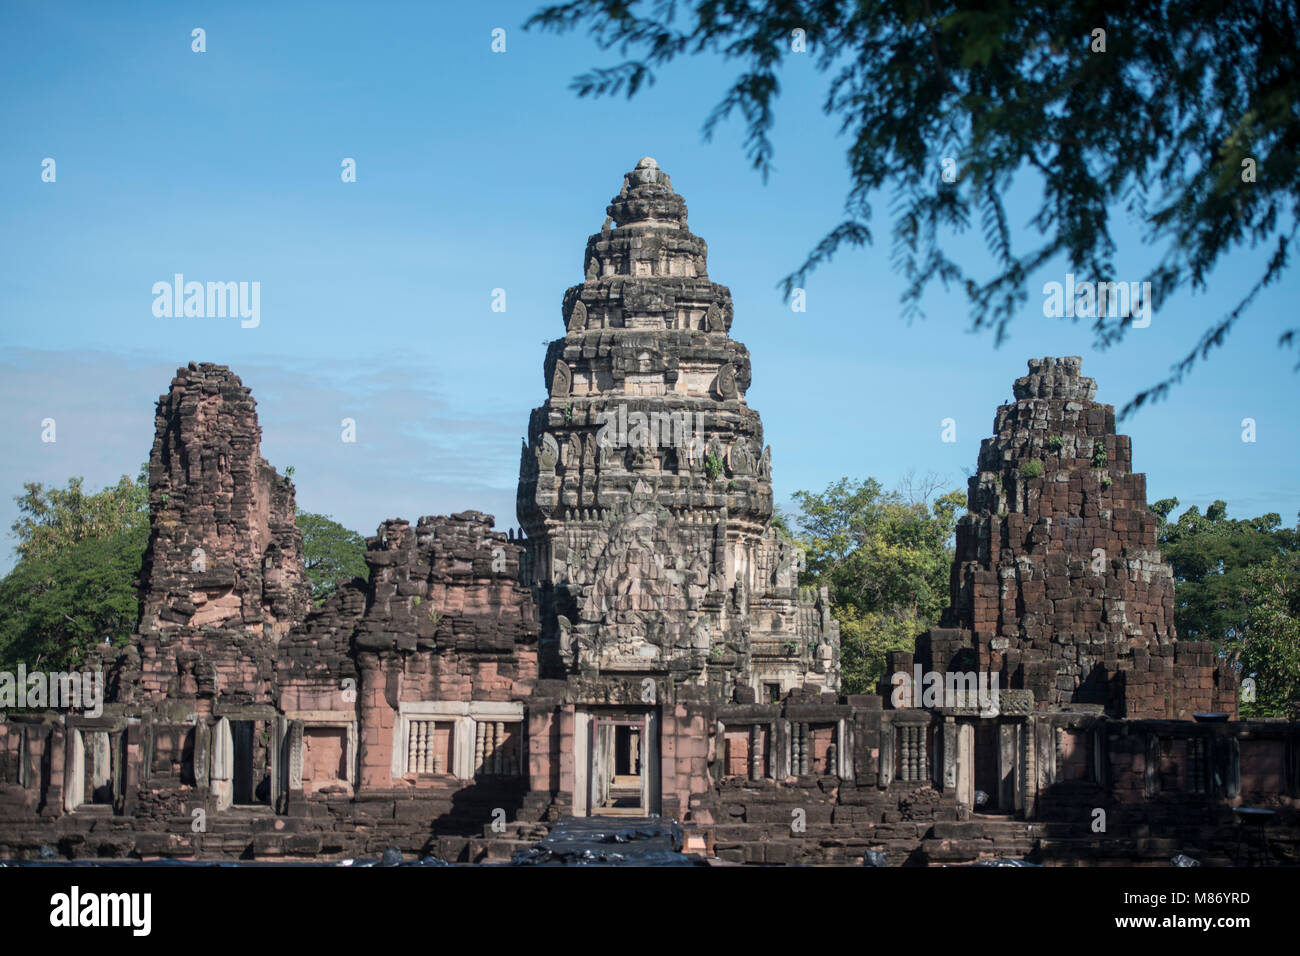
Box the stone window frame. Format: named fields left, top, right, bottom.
left=0, top=724, right=27, bottom=788
left=393, top=701, right=525, bottom=782
left=888, top=717, right=933, bottom=786
left=210, top=708, right=279, bottom=811
left=283, top=710, right=358, bottom=794
left=788, top=718, right=852, bottom=780
left=717, top=720, right=776, bottom=781
left=63, top=719, right=123, bottom=814
left=1184, top=733, right=1210, bottom=794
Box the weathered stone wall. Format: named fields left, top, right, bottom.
left=517, top=157, right=839, bottom=703
left=349, top=512, right=538, bottom=797
left=917, top=357, right=1236, bottom=719
left=127, top=362, right=310, bottom=705
left=3, top=696, right=1298, bottom=864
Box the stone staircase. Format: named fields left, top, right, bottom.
left=469, top=821, right=553, bottom=863
left=694, top=812, right=1300, bottom=866
left=917, top=815, right=1078, bottom=864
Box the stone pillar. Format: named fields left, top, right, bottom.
left=193, top=721, right=210, bottom=790
left=1091, top=726, right=1108, bottom=788
left=1143, top=732, right=1160, bottom=799
left=120, top=725, right=142, bottom=815
left=918, top=723, right=929, bottom=784
left=211, top=717, right=233, bottom=811
left=1020, top=719, right=1035, bottom=815
left=1224, top=736, right=1241, bottom=799
left=773, top=719, right=789, bottom=781
left=880, top=719, right=895, bottom=788
left=999, top=722, right=1017, bottom=810
left=1035, top=717, right=1055, bottom=795
left=62, top=728, right=84, bottom=814
left=287, top=720, right=304, bottom=791
left=358, top=656, right=396, bottom=789
left=956, top=723, right=974, bottom=810
left=562, top=706, right=580, bottom=816
left=942, top=717, right=958, bottom=790
left=89, top=732, right=111, bottom=795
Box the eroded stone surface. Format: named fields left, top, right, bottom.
left=912, top=356, right=1238, bottom=719
left=517, top=158, right=840, bottom=700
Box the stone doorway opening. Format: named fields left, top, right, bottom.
left=592, top=718, right=643, bottom=814
left=582, top=709, right=660, bottom=817
left=973, top=721, right=1001, bottom=813
left=230, top=719, right=270, bottom=807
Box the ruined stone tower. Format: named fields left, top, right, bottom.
left=516, top=158, right=839, bottom=701
left=916, top=357, right=1237, bottom=719
left=130, top=363, right=310, bottom=702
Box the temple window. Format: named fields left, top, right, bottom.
left=63, top=727, right=119, bottom=812
left=396, top=701, right=525, bottom=781
left=793, top=721, right=840, bottom=776
left=723, top=724, right=770, bottom=780
left=212, top=716, right=272, bottom=808
left=407, top=719, right=455, bottom=775
left=289, top=714, right=358, bottom=795
left=473, top=719, right=523, bottom=778
left=231, top=720, right=270, bottom=805
left=895, top=724, right=928, bottom=783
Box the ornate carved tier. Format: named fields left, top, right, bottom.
left=517, top=159, right=838, bottom=701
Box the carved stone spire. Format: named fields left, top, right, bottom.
left=516, top=160, right=839, bottom=697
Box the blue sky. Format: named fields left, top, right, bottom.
left=1, top=0, right=1297, bottom=573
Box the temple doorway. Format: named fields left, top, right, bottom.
left=973, top=721, right=1000, bottom=812
left=232, top=720, right=255, bottom=805
left=578, top=708, right=660, bottom=816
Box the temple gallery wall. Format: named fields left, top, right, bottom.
left=0, top=159, right=1295, bottom=865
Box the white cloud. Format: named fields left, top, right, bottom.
left=0, top=350, right=527, bottom=573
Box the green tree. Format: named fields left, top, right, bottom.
left=298, top=511, right=368, bottom=604
left=788, top=475, right=966, bottom=693
left=1, top=468, right=150, bottom=670
left=1234, top=555, right=1300, bottom=718
left=0, top=524, right=147, bottom=670
left=1151, top=499, right=1300, bottom=715
left=1150, top=498, right=1300, bottom=647
left=528, top=1, right=1300, bottom=414
left=11, top=465, right=148, bottom=564
left=834, top=604, right=928, bottom=702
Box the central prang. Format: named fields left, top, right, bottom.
left=515, top=158, right=840, bottom=700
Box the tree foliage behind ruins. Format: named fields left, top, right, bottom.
left=0, top=468, right=149, bottom=670
left=297, top=510, right=368, bottom=605
left=0, top=471, right=371, bottom=669
left=1151, top=498, right=1300, bottom=716
left=785, top=475, right=966, bottom=694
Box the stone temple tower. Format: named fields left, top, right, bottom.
left=915, top=356, right=1237, bottom=719
left=517, top=157, right=839, bottom=702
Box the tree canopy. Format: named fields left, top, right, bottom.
left=297, top=511, right=368, bottom=604
left=1, top=468, right=149, bottom=670
left=1151, top=498, right=1300, bottom=715
left=1151, top=498, right=1299, bottom=644
left=1236, top=553, right=1300, bottom=718
left=11, top=466, right=148, bottom=565
left=786, top=475, right=966, bottom=693
left=527, top=1, right=1300, bottom=414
